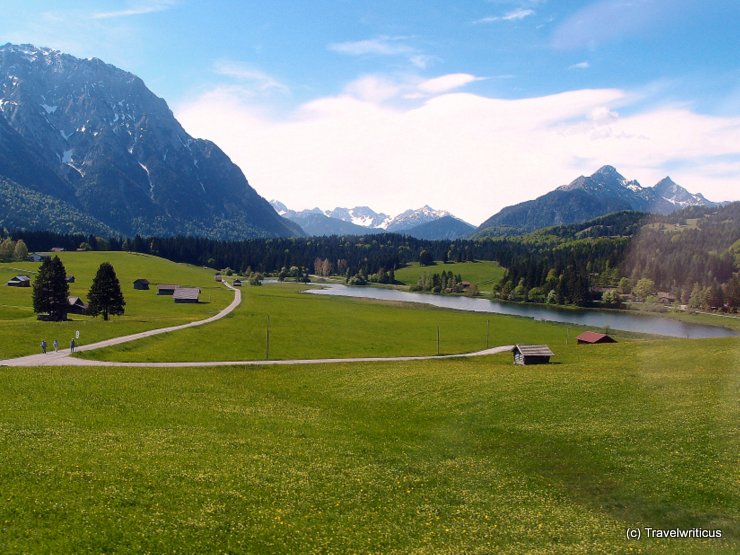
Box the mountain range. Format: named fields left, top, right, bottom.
left=0, top=43, right=300, bottom=239
left=270, top=201, right=477, bottom=239
left=475, top=165, right=718, bottom=237
left=0, top=44, right=724, bottom=242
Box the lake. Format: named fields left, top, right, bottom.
left=306, top=283, right=737, bottom=339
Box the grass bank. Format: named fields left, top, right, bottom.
left=80, top=282, right=605, bottom=362
left=1, top=337, right=737, bottom=552
left=393, top=260, right=505, bottom=289
left=0, top=252, right=230, bottom=358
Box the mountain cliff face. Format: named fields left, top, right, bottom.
left=0, top=43, right=300, bottom=239
left=477, top=165, right=717, bottom=236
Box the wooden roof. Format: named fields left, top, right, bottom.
left=68, top=296, right=88, bottom=308
left=9, top=275, right=31, bottom=282
left=134, top=278, right=150, bottom=284
left=513, top=344, right=554, bottom=357
left=173, top=287, right=201, bottom=301
left=576, top=331, right=615, bottom=343
left=157, top=284, right=178, bottom=290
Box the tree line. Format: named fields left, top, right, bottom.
left=6, top=203, right=738, bottom=310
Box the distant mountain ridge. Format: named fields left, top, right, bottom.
left=476, top=165, right=718, bottom=236
left=0, top=43, right=299, bottom=239
left=270, top=201, right=474, bottom=239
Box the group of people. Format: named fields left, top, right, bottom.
left=40, top=338, right=75, bottom=354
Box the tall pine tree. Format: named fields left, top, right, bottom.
left=88, top=262, right=125, bottom=321
left=32, top=256, right=69, bottom=321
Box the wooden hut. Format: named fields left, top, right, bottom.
left=173, top=287, right=201, bottom=303
left=6, top=275, right=31, bottom=287
left=67, top=296, right=89, bottom=315
left=157, top=284, right=178, bottom=295
left=133, top=278, right=150, bottom=290
left=214, top=273, right=223, bottom=282
left=576, top=331, right=616, bottom=344
left=232, top=279, right=242, bottom=286
left=512, top=344, right=554, bottom=365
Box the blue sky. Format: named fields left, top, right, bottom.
left=3, top=0, right=739, bottom=223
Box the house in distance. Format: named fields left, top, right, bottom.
left=133, top=279, right=150, bottom=290
left=512, top=344, right=554, bottom=365
left=576, top=332, right=617, bottom=344
left=6, top=275, right=31, bottom=287
left=173, top=287, right=201, bottom=303
left=157, top=284, right=178, bottom=295
left=67, top=296, right=89, bottom=315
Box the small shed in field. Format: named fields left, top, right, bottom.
left=512, top=344, right=554, bottom=365
left=232, top=279, right=242, bottom=286
left=214, top=273, right=223, bottom=282
left=576, top=331, right=616, bottom=344
left=6, top=275, right=31, bottom=287
left=157, top=284, right=178, bottom=295
left=29, top=253, right=49, bottom=262
left=133, top=278, right=150, bottom=290
left=173, top=287, right=200, bottom=303
left=67, top=296, right=89, bottom=315
left=66, top=275, right=75, bottom=283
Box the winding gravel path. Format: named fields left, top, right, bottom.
left=1, top=282, right=514, bottom=367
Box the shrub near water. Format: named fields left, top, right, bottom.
left=0, top=337, right=737, bottom=552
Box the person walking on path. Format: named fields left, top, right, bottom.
left=40, top=340, right=47, bottom=354
left=53, top=340, right=59, bottom=352
left=69, top=338, right=75, bottom=353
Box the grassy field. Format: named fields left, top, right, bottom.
left=0, top=252, right=231, bottom=359
left=80, top=281, right=611, bottom=362
left=1, top=337, right=737, bottom=553
left=393, top=260, right=505, bottom=289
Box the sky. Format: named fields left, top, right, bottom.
left=2, top=0, right=740, bottom=225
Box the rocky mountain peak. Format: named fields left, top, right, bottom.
left=0, top=43, right=298, bottom=239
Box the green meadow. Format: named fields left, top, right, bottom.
left=0, top=252, right=230, bottom=358
left=81, top=281, right=601, bottom=362
left=1, top=338, right=737, bottom=553
left=393, top=260, right=505, bottom=289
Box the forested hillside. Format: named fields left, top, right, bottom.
left=5, top=203, right=738, bottom=310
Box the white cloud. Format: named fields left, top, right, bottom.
left=474, top=9, right=535, bottom=24
left=418, top=74, right=485, bottom=94
left=328, top=36, right=414, bottom=57
left=328, top=36, right=435, bottom=69
left=176, top=84, right=740, bottom=226
left=213, top=60, right=289, bottom=95
left=569, top=61, right=590, bottom=70
left=92, top=0, right=178, bottom=19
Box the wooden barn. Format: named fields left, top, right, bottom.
left=133, top=278, right=150, bottom=290
left=576, top=331, right=616, bottom=344
left=157, top=284, right=178, bottom=295
left=6, top=275, right=31, bottom=287
left=512, top=344, right=554, bottom=365
left=173, top=287, right=201, bottom=303
left=214, top=273, right=223, bottom=282
left=232, top=279, right=242, bottom=286
left=67, top=296, right=89, bottom=315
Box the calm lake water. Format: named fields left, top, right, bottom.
left=306, top=283, right=737, bottom=339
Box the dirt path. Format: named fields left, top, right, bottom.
left=1, top=281, right=513, bottom=367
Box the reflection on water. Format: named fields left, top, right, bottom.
left=305, top=283, right=737, bottom=339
